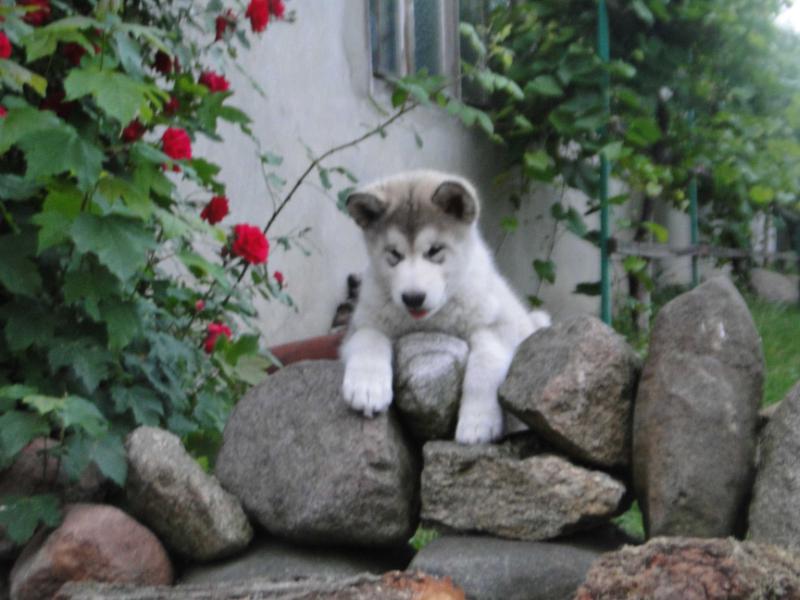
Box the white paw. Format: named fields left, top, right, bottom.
left=455, top=404, right=504, bottom=444
left=342, top=357, right=393, bottom=418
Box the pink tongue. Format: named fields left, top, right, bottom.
left=409, top=309, right=428, bottom=319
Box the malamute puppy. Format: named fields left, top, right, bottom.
left=342, top=170, right=550, bottom=444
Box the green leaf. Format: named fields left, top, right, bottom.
left=0, top=235, right=42, bottom=297
left=60, top=396, right=107, bottom=436
left=48, top=339, right=111, bottom=394
left=0, top=106, right=62, bottom=155
left=70, top=214, right=156, bottom=282
left=99, top=299, right=140, bottom=351
left=232, top=354, right=271, bottom=386
left=111, top=385, right=163, bottom=426
left=623, top=256, right=648, bottom=274
left=318, top=167, right=332, bottom=190
left=64, top=67, right=164, bottom=124
left=749, top=185, right=775, bottom=205
left=0, top=411, right=50, bottom=469
left=0, top=59, right=48, bottom=96
left=631, top=0, right=655, bottom=25
left=500, top=216, right=518, bottom=233
left=599, top=141, right=625, bottom=161
left=525, top=75, right=563, bottom=97
left=222, top=335, right=259, bottom=367
left=95, top=176, right=153, bottom=220
left=113, top=30, right=145, bottom=79
left=625, top=117, right=662, bottom=147
left=642, top=221, right=669, bottom=243
left=31, top=184, right=84, bottom=253
left=16, top=127, right=103, bottom=189
left=0, top=495, right=61, bottom=545
left=391, top=88, right=409, bottom=108
left=0, top=385, right=37, bottom=411
left=2, top=303, right=54, bottom=352
left=22, top=394, right=64, bottom=415
left=533, top=259, right=556, bottom=284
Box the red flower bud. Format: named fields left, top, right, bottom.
left=270, top=0, right=285, bottom=19
left=62, top=42, right=86, bottom=66
left=121, top=119, right=146, bottom=143
left=200, top=195, right=230, bottom=225
left=232, top=224, right=269, bottom=265
left=0, top=31, right=11, bottom=59
left=19, top=0, right=50, bottom=26
left=215, top=10, right=236, bottom=41
left=195, top=300, right=205, bottom=312
left=204, top=322, right=232, bottom=353
left=153, top=50, right=174, bottom=75
left=246, top=0, right=269, bottom=33
left=274, top=271, right=285, bottom=288
left=199, top=70, right=230, bottom=93
left=0, top=106, right=7, bottom=119
left=163, top=96, right=180, bottom=115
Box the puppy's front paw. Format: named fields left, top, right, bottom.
left=455, top=404, right=504, bottom=444
left=342, top=357, right=393, bottom=418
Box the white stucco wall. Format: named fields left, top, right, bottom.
left=198, top=0, right=612, bottom=345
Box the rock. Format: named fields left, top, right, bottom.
left=749, top=381, right=800, bottom=552
left=574, top=537, right=800, bottom=600
left=124, top=426, right=253, bottom=562
left=0, top=438, right=105, bottom=560
left=180, top=537, right=411, bottom=584
left=420, top=439, right=625, bottom=541
left=409, top=535, right=608, bottom=600
left=56, top=571, right=465, bottom=600
left=751, top=268, right=800, bottom=305
left=500, top=315, right=640, bottom=468
left=633, top=277, right=763, bottom=538
left=10, top=503, right=172, bottom=600
left=1, top=563, right=8, bottom=600
left=215, top=361, right=419, bottom=547
left=393, top=333, right=469, bottom=440
left=758, top=401, right=782, bottom=431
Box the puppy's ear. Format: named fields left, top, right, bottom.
left=432, top=181, right=478, bottom=224
left=346, top=192, right=386, bottom=229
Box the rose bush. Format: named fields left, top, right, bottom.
left=0, top=0, right=295, bottom=544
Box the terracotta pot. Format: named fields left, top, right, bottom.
left=267, top=331, right=345, bottom=373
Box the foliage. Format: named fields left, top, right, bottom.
left=746, top=293, right=800, bottom=407
left=456, top=0, right=800, bottom=302
left=0, top=0, right=295, bottom=544
left=408, top=525, right=440, bottom=552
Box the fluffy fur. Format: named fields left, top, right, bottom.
left=341, top=170, right=550, bottom=444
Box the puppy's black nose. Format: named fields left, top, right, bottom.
left=401, top=292, right=426, bottom=309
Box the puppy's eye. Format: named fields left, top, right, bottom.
left=425, top=244, right=445, bottom=261
left=386, top=248, right=404, bottom=266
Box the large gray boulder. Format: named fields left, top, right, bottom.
left=420, top=439, right=625, bottom=541
left=750, top=268, right=799, bottom=305
left=748, top=381, right=800, bottom=551
left=180, top=538, right=410, bottom=585
left=124, top=426, right=253, bottom=562
left=215, top=361, right=419, bottom=547
left=500, top=315, right=640, bottom=468
left=409, top=535, right=608, bottom=600
left=633, top=277, right=764, bottom=538
left=393, top=333, right=468, bottom=440
left=574, top=537, right=800, bottom=600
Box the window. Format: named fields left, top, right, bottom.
left=369, top=0, right=460, bottom=80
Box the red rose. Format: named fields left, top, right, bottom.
left=200, top=195, right=230, bottom=225
left=63, top=42, right=86, bottom=66
left=163, top=96, right=180, bottom=115
left=199, top=70, right=230, bottom=93
left=270, top=0, right=285, bottom=19
left=153, top=50, right=174, bottom=75
left=203, top=322, right=232, bottom=353
left=0, top=31, right=11, bottom=59
left=121, top=119, right=146, bottom=143
left=246, top=0, right=269, bottom=32
left=19, top=0, right=50, bottom=26
left=0, top=106, right=7, bottom=119
left=215, top=10, right=236, bottom=41
left=161, top=127, right=192, bottom=161
left=274, top=271, right=284, bottom=288
left=232, top=224, right=269, bottom=264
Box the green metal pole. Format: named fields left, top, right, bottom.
left=687, top=108, right=699, bottom=287
left=598, top=0, right=612, bottom=324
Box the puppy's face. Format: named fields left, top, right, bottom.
left=347, top=172, right=479, bottom=320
